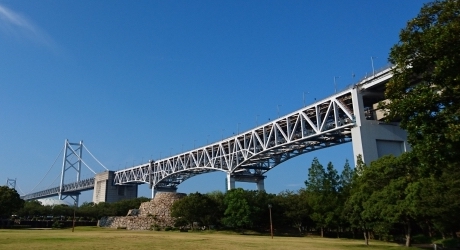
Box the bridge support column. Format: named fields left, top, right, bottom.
left=351, top=87, right=411, bottom=164
left=227, top=174, right=266, bottom=192
left=226, top=173, right=235, bottom=190
left=93, top=171, right=138, bottom=204
left=256, top=178, right=265, bottom=191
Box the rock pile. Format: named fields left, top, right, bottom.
left=98, top=192, right=186, bottom=230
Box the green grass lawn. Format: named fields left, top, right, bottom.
left=0, top=227, right=425, bottom=250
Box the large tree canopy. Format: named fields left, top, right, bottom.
left=0, top=186, right=24, bottom=218
left=386, top=0, right=460, bottom=172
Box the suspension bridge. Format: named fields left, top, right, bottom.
left=12, top=66, right=410, bottom=205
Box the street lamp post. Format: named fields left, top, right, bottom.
left=72, top=201, right=76, bottom=232
left=268, top=204, right=273, bottom=239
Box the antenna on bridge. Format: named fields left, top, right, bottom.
left=6, top=178, right=16, bottom=189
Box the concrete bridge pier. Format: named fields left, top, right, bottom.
left=152, top=186, right=177, bottom=198
left=93, top=171, right=138, bottom=203
left=350, top=86, right=411, bottom=164
left=226, top=173, right=266, bottom=192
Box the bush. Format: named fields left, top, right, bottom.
left=412, top=234, right=432, bottom=244
left=434, top=238, right=460, bottom=248
left=52, top=220, right=63, bottom=229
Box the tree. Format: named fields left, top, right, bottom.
left=361, top=153, right=420, bottom=247
left=0, top=186, right=24, bottom=225
left=344, top=155, right=374, bottom=245
left=171, top=192, right=218, bottom=229
left=222, top=188, right=252, bottom=232
left=17, top=200, right=45, bottom=219
left=411, top=167, right=460, bottom=238
left=205, top=191, right=226, bottom=227
left=304, top=158, right=340, bottom=237
left=111, top=197, right=150, bottom=216
left=337, top=160, right=355, bottom=235
left=386, top=0, right=460, bottom=174
left=275, top=189, right=310, bottom=234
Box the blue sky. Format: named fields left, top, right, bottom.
left=0, top=0, right=427, bottom=202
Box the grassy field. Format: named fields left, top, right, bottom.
left=0, top=227, right=425, bottom=250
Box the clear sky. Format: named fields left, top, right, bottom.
left=0, top=0, right=428, bottom=202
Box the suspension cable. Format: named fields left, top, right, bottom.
left=28, top=145, right=64, bottom=194
left=67, top=145, right=97, bottom=174
left=16, top=184, right=26, bottom=195
left=83, top=144, right=109, bottom=171
left=47, top=173, right=61, bottom=189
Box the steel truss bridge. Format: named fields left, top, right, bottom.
left=115, top=90, right=356, bottom=191
left=22, top=67, right=395, bottom=201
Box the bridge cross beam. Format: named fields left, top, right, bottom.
left=226, top=172, right=266, bottom=191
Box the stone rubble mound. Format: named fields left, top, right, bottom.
left=98, top=192, right=186, bottom=230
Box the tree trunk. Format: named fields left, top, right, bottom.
left=363, top=227, right=369, bottom=245
left=427, top=222, right=433, bottom=238
left=321, top=227, right=324, bottom=237
left=405, top=223, right=412, bottom=247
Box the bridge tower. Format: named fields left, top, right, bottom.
left=6, top=178, right=16, bottom=189
left=59, top=140, right=84, bottom=206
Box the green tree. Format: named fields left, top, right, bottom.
left=304, top=158, right=340, bottom=237
left=50, top=204, right=73, bottom=218
left=275, top=189, right=310, bottom=234
left=242, top=190, right=276, bottom=231
left=386, top=0, right=460, bottom=175
left=205, top=191, right=226, bottom=227
left=0, top=186, right=24, bottom=218
left=412, top=168, right=460, bottom=238
left=222, top=188, right=252, bottom=232
left=361, top=153, right=420, bottom=247
left=111, top=197, right=150, bottom=216
left=343, top=155, right=374, bottom=245
left=171, top=192, right=218, bottom=229
left=77, top=202, right=99, bottom=220
left=17, top=200, right=45, bottom=219
left=0, top=186, right=24, bottom=226
left=337, top=159, right=355, bottom=236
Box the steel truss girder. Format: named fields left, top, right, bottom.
left=114, top=90, right=356, bottom=189
left=21, top=177, right=95, bottom=200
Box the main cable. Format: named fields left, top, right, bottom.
left=28, top=145, right=64, bottom=194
